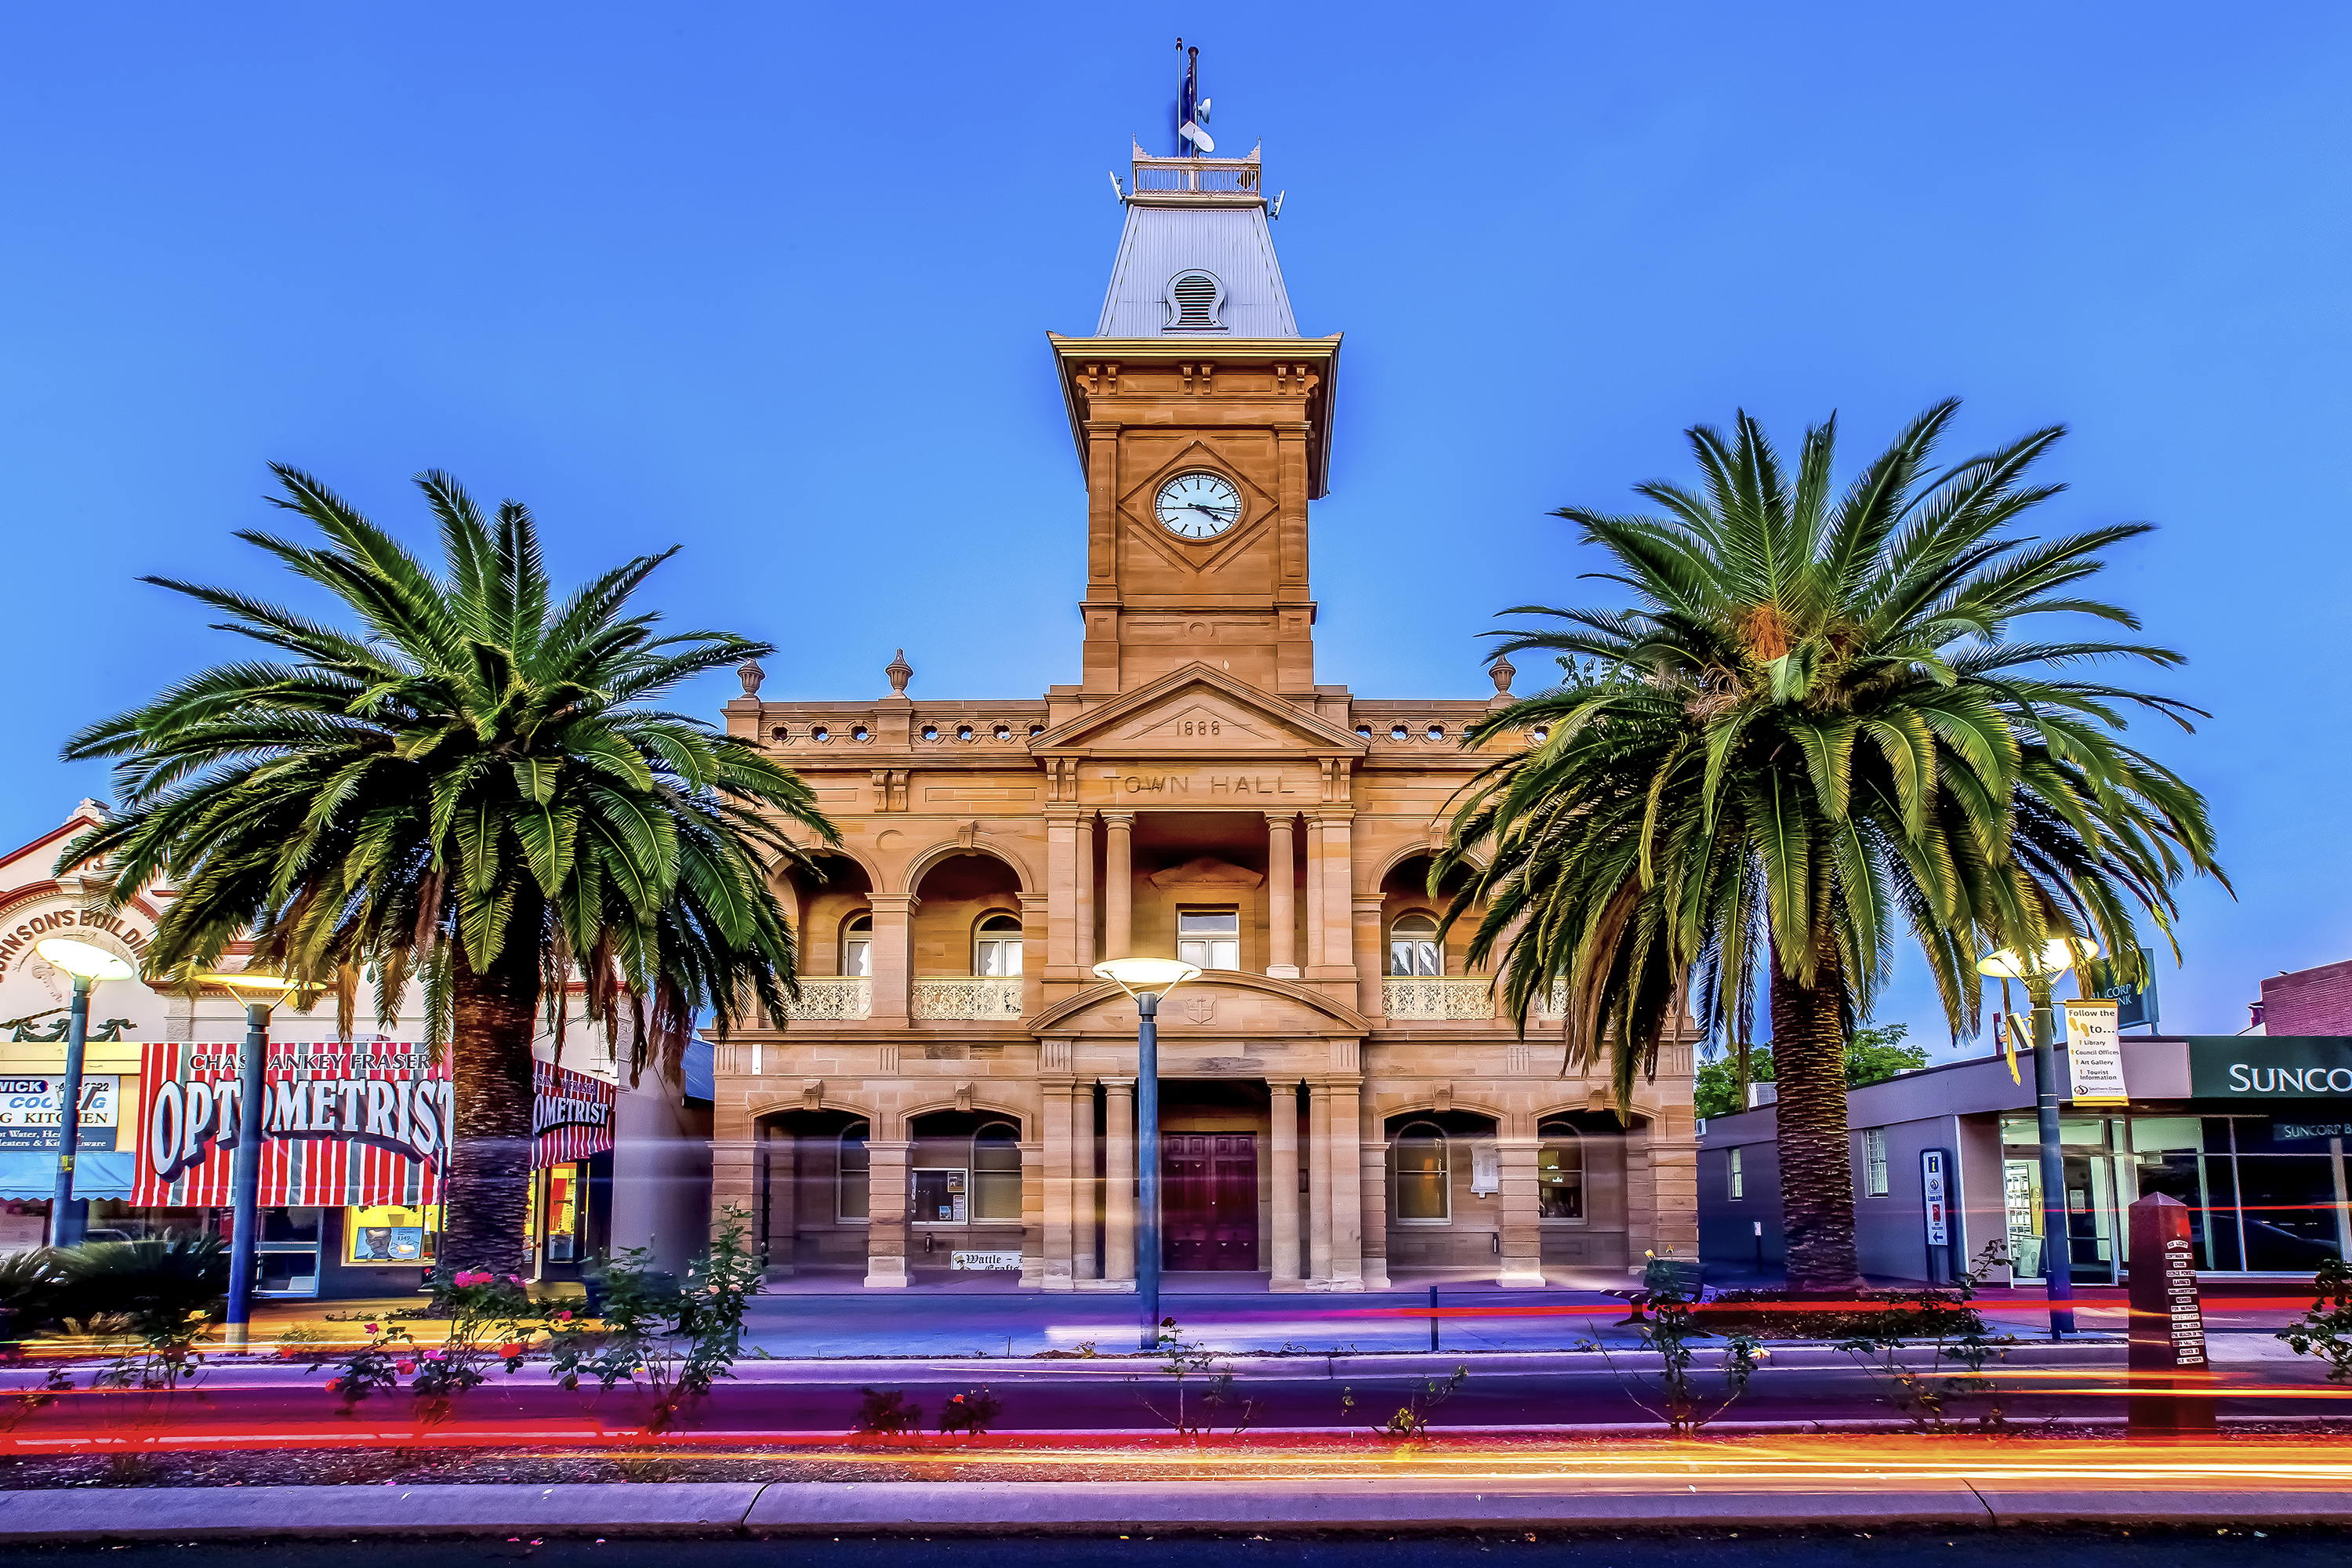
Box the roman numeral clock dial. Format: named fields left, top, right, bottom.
left=1155, top=471, right=1242, bottom=539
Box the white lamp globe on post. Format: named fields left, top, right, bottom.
left=193, top=967, right=302, bottom=1348
left=1977, top=937, right=2099, bottom=1341
left=31, top=938, right=136, bottom=1249
left=1091, top=956, right=1201, bottom=1349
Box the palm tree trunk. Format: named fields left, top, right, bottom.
left=442, top=891, right=543, bottom=1278
left=1769, top=934, right=1867, bottom=1293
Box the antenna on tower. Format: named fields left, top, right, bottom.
left=1108, top=170, right=1126, bottom=204
left=1269, top=191, right=1286, bottom=220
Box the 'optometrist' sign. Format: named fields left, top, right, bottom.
left=2187, top=1036, right=2352, bottom=1099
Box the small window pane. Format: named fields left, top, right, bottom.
left=838, top=1125, right=872, bottom=1221
left=1864, top=1127, right=1889, bottom=1196
left=1395, top=1130, right=1449, bottom=1221
left=1178, top=938, right=1239, bottom=971
left=1178, top=909, right=1239, bottom=935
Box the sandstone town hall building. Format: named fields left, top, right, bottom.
left=707, top=129, right=1699, bottom=1293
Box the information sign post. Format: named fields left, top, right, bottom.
left=1921, top=1149, right=1952, bottom=1284
left=2126, top=1192, right=2215, bottom=1439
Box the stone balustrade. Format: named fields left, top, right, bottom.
left=912, top=976, right=1025, bottom=1021
left=775, top=977, right=873, bottom=1022
left=1381, top=975, right=1496, bottom=1021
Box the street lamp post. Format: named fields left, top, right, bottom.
left=1980, top=938, right=2096, bottom=1341
left=31, top=938, right=136, bottom=1249
left=196, top=969, right=299, bottom=1349
left=1091, top=956, right=1202, bottom=1351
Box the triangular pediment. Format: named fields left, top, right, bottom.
left=1029, top=663, right=1364, bottom=758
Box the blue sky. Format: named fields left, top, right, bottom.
left=2, top=4, right=2345, bottom=1054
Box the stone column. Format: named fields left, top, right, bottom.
left=1303, top=818, right=1326, bottom=970
left=1358, top=1133, right=1390, bottom=1290
left=1269, top=1080, right=1303, bottom=1290
left=1352, top=895, right=1386, bottom=1019
left=1018, top=890, right=1051, bottom=1018
left=1497, top=1136, right=1545, bottom=1287
left=1265, top=815, right=1298, bottom=978
left=864, top=1138, right=911, bottom=1288
left=1045, top=811, right=1079, bottom=972
left=1036, top=1078, right=1076, bottom=1290
left=1102, top=811, right=1135, bottom=960
left=1074, top=813, right=1097, bottom=969
left=1311, top=813, right=1356, bottom=980
left=764, top=1127, right=797, bottom=1277
left=710, top=1097, right=758, bottom=1242
left=1307, top=1081, right=1334, bottom=1286
left=1072, top=1081, right=1098, bottom=1283
left=1020, top=1132, right=1047, bottom=1289
left=1327, top=1078, right=1365, bottom=1290
left=1102, top=1076, right=1137, bottom=1285
left=867, top=894, right=916, bottom=1024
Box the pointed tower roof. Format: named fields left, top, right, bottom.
left=1095, top=143, right=1298, bottom=338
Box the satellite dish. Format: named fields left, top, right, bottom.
left=1269, top=191, right=1286, bottom=220
left=1197, top=97, right=1211, bottom=122
left=1108, top=170, right=1125, bottom=203
left=1179, top=121, right=1215, bottom=154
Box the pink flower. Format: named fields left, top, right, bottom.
left=396, top=1359, right=415, bottom=1374
left=364, top=1323, right=379, bottom=1334
left=423, top=1349, right=445, bottom=1361
left=507, top=1274, right=526, bottom=1287
left=555, top=1310, right=573, bottom=1323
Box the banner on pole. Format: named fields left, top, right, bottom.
left=129, top=1042, right=450, bottom=1208
left=532, top=1060, right=615, bottom=1168
left=2063, top=1000, right=2129, bottom=1105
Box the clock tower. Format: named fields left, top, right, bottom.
left=1049, top=140, right=1341, bottom=702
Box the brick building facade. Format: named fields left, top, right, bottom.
left=702, top=138, right=1698, bottom=1291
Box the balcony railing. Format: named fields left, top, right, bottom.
left=1131, top=147, right=1263, bottom=197
left=1382, top=976, right=1496, bottom=1022
left=913, top=976, right=1025, bottom=1021
left=775, top=977, right=871, bottom=1022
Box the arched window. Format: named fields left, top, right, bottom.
left=1537, top=1122, right=1584, bottom=1221
left=1389, top=912, right=1441, bottom=976
left=1393, top=1119, right=1450, bottom=1221
left=972, top=1120, right=1022, bottom=1221
left=974, top=912, right=1023, bottom=977
left=837, top=1121, right=872, bottom=1221
left=840, top=913, right=873, bottom=977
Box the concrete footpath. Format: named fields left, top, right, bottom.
left=0, top=1475, right=2346, bottom=1537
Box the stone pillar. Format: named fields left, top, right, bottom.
left=1072, top=1081, right=1098, bottom=1283
left=1311, top=813, right=1356, bottom=980
left=764, top=1127, right=796, bottom=1277
left=1018, top=890, right=1051, bottom=1018
left=1102, top=1077, right=1137, bottom=1285
left=1020, top=1131, right=1047, bottom=1289
left=1307, top=1081, right=1334, bottom=1286
left=1075, top=814, right=1097, bottom=970
left=1649, top=1120, right=1701, bottom=1262
left=1352, top=895, right=1386, bottom=1018
left=1269, top=1079, right=1303, bottom=1290
left=1036, top=1078, right=1076, bottom=1290
left=1359, top=1132, right=1391, bottom=1290
left=1102, top=811, right=1135, bottom=960
left=867, top=893, right=916, bottom=1024
left=1327, top=1077, right=1365, bottom=1290
left=1303, top=818, right=1326, bottom=970
left=1266, top=815, right=1298, bottom=978
left=1045, top=811, right=1078, bottom=972
left=864, top=1138, right=911, bottom=1287
left=710, top=1097, right=758, bottom=1242
left=1497, top=1136, right=1544, bottom=1287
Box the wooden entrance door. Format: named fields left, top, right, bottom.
left=1161, top=1133, right=1259, bottom=1271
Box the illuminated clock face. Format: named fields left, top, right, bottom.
left=1155, top=471, right=1243, bottom=539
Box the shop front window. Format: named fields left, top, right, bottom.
left=347, top=1204, right=437, bottom=1265
left=973, top=1121, right=1022, bottom=1221
left=543, top=1163, right=583, bottom=1262
left=912, top=1167, right=967, bottom=1224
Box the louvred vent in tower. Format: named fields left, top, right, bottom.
left=1167, top=270, right=1224, bottom=331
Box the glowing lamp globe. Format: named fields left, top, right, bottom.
left=1976, top=939, right=2099, bottom=981
left=1091, top=957, right=1202, bottom=996
left=33, top=938, right=136, bottom=983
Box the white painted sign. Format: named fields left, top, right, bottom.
left=0, top=1075, right=120, bottom=1151
left=950, top=1250, right=1021, bottom=1272
left=1469, top=1141, right=1500, bottom=1197
left=2064, top=999, right=2128, bottom=1105
left=1921, top=1149, right=1950, bottom=1247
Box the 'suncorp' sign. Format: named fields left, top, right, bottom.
left=2188, top=1037, right=2352, bottom=1098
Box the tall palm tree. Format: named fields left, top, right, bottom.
left=60, top=466, right=835, bottom=1273
left=1436, top=402, right=2225, bottom=1291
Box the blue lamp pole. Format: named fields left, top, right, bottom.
left=32, top=938, right=136, bottom=1250
left=1981, top=939, right=2091, bottom=1341
left=1092, top=956, right=1200, bottom=1352
left=199, top=970, right=296, bottom=1350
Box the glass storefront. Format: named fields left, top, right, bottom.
left=2002, top=1112, right=2352, bottom=1277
